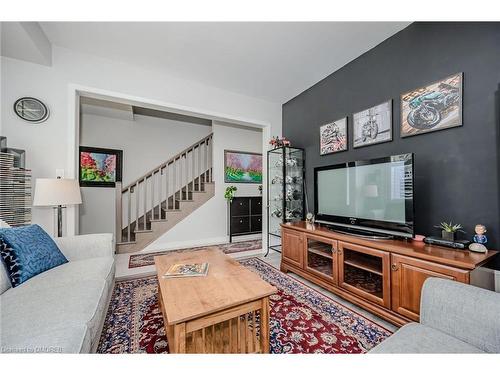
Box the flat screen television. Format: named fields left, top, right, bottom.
left=314, top=153, right=414, bottom=238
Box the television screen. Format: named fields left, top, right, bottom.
left=315, top=154, right=414, bottom=237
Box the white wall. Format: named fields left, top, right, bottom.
left=0, top=46, right=281, bottom=236
left=79, top=112, right=211, bottom=235
left=144, top=121, right=263, bottom=251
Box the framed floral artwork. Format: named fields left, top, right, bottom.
left=224, top=150, right=262, bottom=183
left=79, top=146, right=123, bottom=187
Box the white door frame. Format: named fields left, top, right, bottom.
left=67, top=84, right=272, bottom=250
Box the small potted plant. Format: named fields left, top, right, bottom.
left=435, top=221, right=465, bottom=241
left=224, top=186, right=237, bottom=203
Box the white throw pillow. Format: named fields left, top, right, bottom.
left=0, top=219, right=10, bottom=228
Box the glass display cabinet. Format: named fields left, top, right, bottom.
left=266, top=146, right=305, bottom=255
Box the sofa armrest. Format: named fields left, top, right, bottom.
left=54, top=233, right=114, bottom=261
left=420, top=277, right=500, bottom=353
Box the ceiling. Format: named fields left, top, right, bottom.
left=40, top=22, right=410, bottom=103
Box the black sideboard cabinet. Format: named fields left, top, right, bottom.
left=229, top=196, right=262, bottom=242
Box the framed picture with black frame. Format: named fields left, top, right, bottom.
left=79, top=146, right=123, bottom=187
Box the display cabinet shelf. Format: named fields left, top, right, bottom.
left=343, top=252, right=383, bottom=276
left=266, top=146, right=305, bottom=256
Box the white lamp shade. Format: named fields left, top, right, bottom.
left=33, top=178, right=82, bottom=207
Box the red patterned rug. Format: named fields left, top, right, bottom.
left=128, top=240, right=262, bottom=269
left=99, top=257, right=391, bottom=353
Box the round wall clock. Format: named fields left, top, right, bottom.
left=14, top=97, right=50, bottom=123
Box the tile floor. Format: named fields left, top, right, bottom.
left=115, top=245, right=397, bottom=332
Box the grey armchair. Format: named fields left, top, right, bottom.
left=370, top=277, right=500, bottom=353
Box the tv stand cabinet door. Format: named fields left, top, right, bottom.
left=391, top=254, right=469, bottom=322
left=338, top=242, right=391, bottom=309
left=282, top=228, right=304, bottom=269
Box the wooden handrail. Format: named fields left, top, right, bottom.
left=121, top=133, right=213, bottom=193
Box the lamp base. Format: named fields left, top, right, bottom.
left=54, top=205, right=65, bottom=237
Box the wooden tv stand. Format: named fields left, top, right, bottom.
left=280, top=221, right=498, bottom=326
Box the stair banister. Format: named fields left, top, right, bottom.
left=115, top=133, right=213, bottom=245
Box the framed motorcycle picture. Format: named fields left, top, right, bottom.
left=400, top=72, right=463, bottom=138
left=319, top=117, right=348, bottom=155
left=353, top=100, right=392, bottom=148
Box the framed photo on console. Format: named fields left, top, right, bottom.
left=79, top=146, right=123, bottom=187
left=400, top=72, right=463, bottom=138
left=353, top=100, right=392, bottom=148
left=319, top=117, right=348, bottom=155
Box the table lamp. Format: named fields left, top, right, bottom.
left=33, top=178, right=82, bottom=237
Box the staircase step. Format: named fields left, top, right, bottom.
left=134, top=229, right=153, bottom=234
left=149, top=218, right=168, bottom=223
left=162, top=208, right=181, bottom=212
left=116, top=241, right=136, bottom=246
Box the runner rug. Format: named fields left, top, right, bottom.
left=98, top=257, right=391, bottom=353
left=128, top=239, right=262, bottom=269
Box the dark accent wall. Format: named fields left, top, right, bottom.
left=282, top=22, right=500, bottom=263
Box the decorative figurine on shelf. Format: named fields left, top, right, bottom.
left=469, top=224, right=488, bottom=253
left=258, top=185, right=262, bottom=196
left=306, top=212, right=315, bottom=224
left=269, top=136, right=291, bottom=149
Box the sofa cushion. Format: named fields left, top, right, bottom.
left=1, top=279, right=106, bottom=351
left=369, top=323, right=484, bottom=353
left=0, top=224, right=68, bottom=287
left=1, top=325, right=92, bottom=354
left=11, top=257, right=114, bottom=293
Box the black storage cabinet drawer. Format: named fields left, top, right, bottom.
left=229, top=196, right=262, bottom=242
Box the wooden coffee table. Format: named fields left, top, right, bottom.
left=154, top=248, right=277, bottom=353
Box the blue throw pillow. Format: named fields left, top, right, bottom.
left=0, top=224, right=68, bottom=287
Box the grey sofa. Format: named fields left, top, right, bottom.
left=0, top=233, right=115, bottom=353
left=370, top=277, right=500, bottom=353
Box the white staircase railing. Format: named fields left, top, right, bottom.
left=116, top=133, right=213, bottom=243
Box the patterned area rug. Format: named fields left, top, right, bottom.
left=128, top=239, right=262, bottom=269
left=98, top=257, right=391, bottom=353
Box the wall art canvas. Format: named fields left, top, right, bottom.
left=400, top=73, right=463, bottom=138
left=353, top=100, right=392, bottom=148
left=320, top=117, right=348, bottom=155
left=79, top=146, right=122, bottom=187
left=224, top=150, right=262, bottom=183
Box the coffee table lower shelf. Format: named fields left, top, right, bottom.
left=159, top=293, right=270, bottom=354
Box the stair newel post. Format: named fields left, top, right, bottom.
left=191, top=146, right=195, bottom=191
left=127, top=186, right=131, bottom=242
left=173, top=157, right=177, bottom=204
left=166, top=163, right=170, bottom=211
left=115, top=181, right=123, bottom=245
left=184, top=152, right=188, bottom=198
left=151, top=172, right=155, bottom=223
left=135, top=182, right=139, bottom=236
left=159, top=167, right=163, bottom=220
left=205, top=138, right=208, bottom=183
left=198, top=140, right=202, bottom=190
left=208, top=136, right=212, bottom=182
left=143, top=177, right=147, bottom=231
